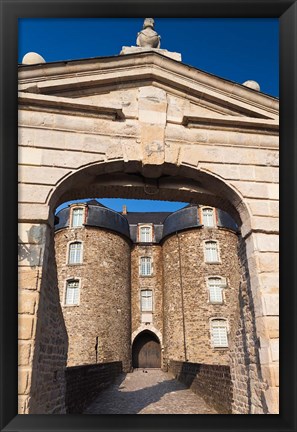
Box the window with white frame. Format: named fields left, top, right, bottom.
left=140, top=257, right=152, bottom=276
left=68, top=242, right=82, bottom=264
left=205, top=241, right=219, bottom=262
left=139, top=226, right=152, bottom=242
left=71, top=207, right=84, bottom=227
left=211, top=319, right=228, bottom=347
left=208, top=277, right=224, bottom=303
left=202, top=207, right=215, bottom=227
left=65, top=280, right=80, bottom=305
left=141, top=289, right=153, bottom=311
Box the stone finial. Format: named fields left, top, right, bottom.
left=22, top=52, right=46, bottom=65
left=242, top=80, right=260, bottom=91
left=136, top=18, right=161, bottom=49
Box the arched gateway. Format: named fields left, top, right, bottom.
left=132, top=331, right=161, bottom=369
left=18, top=25, right=279, bottom=414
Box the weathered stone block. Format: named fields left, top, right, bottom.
left=255, top=252, right=279, bottom=273
left=259, top=273, right=279, bottom=293
left=231, top=181, right=271, bottom=200
left=251, top=216, right=279, bottom=233
left=18, top=369, right=30, bottom=394
left=18, top=203, right=50, bottom=222
left=18, top=268, right=41, bottom=290
left=180, top=146, right=200, bottom=168
left=18, top=342, right=31, bottom=366
left=262, top=363, right=279, bottom=387
left=255, top=166, right=279, bottom=183
left=18, top=165, right=70, bottom=186
left=18, top=315, right=34, bottom=340
left=255, top=233, right=279, bottom=253
left=18, top=395, right=29, bottom=414
left=264, top=387, right=279, bottom=414
left=18, top=146, right=42, bottom=166
left=256, top=316, right=279, bottom=339
left=18, top=223, right=47, bottom=245
left=18, top=243, right=44, bottom=267
left=18, top=126, right=35, bottom=146
left=270, top=338, right=279, bottom=362
left=29, top=111, right=55, bottom=128
left=18, top=184, right=51, bottom=204
left=262, top=294, right=279, bottom=316
left=259, top=346, right=272, bottom=365
left=18, top=290, right=38, bottom=314
left=141, top=124, right=165, bottom=166
left=42, top=148, right=105, bottom=169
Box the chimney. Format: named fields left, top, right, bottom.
left=122, top=205, right=127, bottom=215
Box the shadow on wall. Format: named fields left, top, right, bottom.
left=18, top=225, right=48, bottom=267
left=18, top=235, right=42, bottom=268
left=27, top=229, right=69, bottom=414
left=170, top=361, right=232, bottom=414
left=234, top=237, right=269, bottom=414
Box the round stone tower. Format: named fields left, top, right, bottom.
left=161, top=205, right=241, bottom=366
left=54, top=200, right=132, bottom=371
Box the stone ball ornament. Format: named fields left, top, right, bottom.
left=136, top=18, right=161, bottom=49
left=242, top=80, right=261, bottom=91
left=22, top=52, right=46, bottom=65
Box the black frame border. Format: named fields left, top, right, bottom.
left=1, top=1, right=296, bottom=431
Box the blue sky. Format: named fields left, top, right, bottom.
left=19, top=18, right=279, bottom=214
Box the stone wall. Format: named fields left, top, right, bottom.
left=228, top=236, right=269, bottom=414
left=131, top=244, right=163, bottom=338
left=24, top=228, right=68, bottom=414
left=168, top=360, right=233, bottom=414
left=65, top=361, right=122, bottom=413
left=162, top=227, right=241, bottom=365
left=55, top=226, right=132, bottom=371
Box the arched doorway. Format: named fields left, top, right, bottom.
left=132, top=331, right=161, bottom=368
left=18, top=160, right=278, bottom=414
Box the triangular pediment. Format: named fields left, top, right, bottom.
left=18, top=51, right=279, bottom=127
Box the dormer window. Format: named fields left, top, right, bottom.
left=71, top=207, right=84, bottom=228
left=139, top=225, right=152, bottom=242
left=202, top=207, right=215, bottom=227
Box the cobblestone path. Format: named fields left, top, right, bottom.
left=84, top=369, right=218, bottom=414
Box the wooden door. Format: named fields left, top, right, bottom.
left=132, top=332, right=161, bottom=368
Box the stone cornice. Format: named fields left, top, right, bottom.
left=18, top=92, right=124, bottom=120
left=18, top=52, right=279, bottom=117
left=183, top=115, right=279, bottom=134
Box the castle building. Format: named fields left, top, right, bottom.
left=54, top=200, right=241, bottom=372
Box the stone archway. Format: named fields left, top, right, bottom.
left=18, top=160, right=277, bottom=414
left=18, top=52, right=278, bottom=414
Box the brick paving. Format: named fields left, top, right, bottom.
left=84, top=369, right=218, bottom=414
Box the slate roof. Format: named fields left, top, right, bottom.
left=86, top=199, right=107, bottom=207
left=124, top=212, right=172, bottom=225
